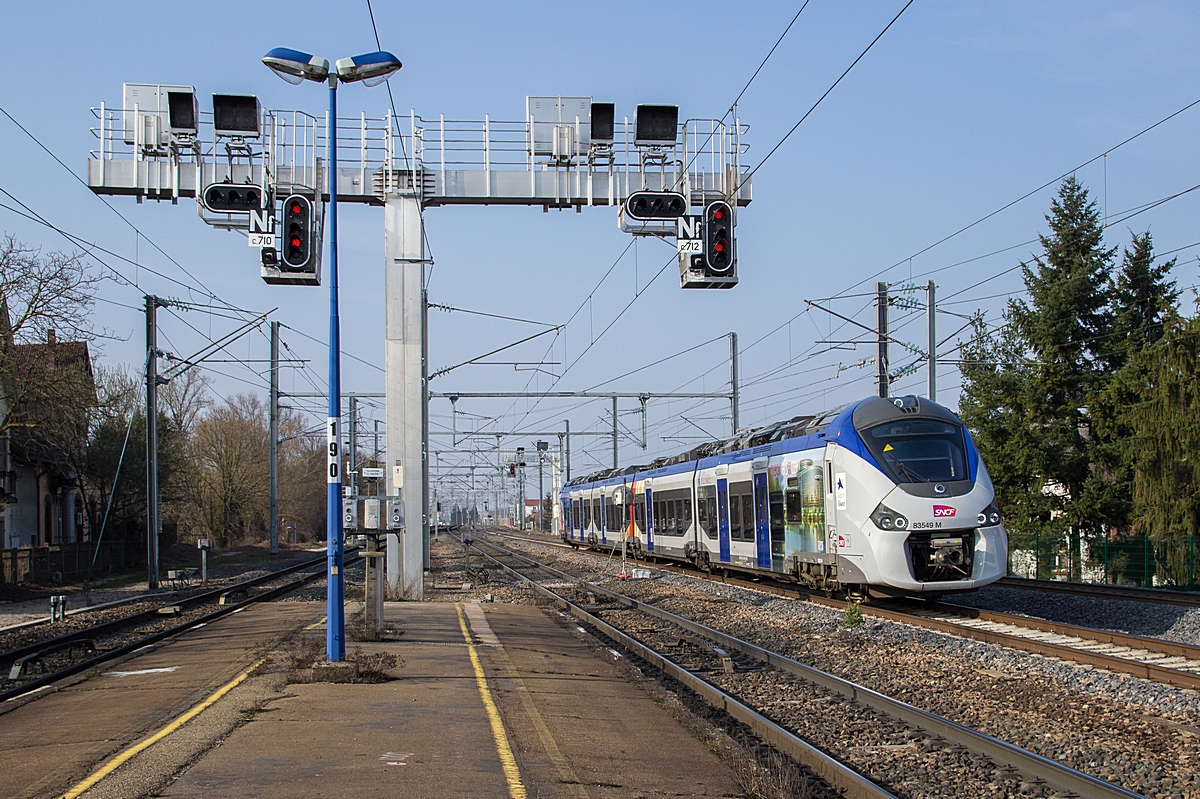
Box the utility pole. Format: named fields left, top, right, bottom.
left=611, top=396, right=618, bottom=469
left=729, top=331, right=740, bottom=434
left=145, top=295, right=162, bottom=590
left=557, top=432, right=565, bottom=492
left=536, top=441, right=547, bottom=532
left=564, top=419, right=571, bottom=482
left=349, top=396, right=358, bottom=500
left=926, top=280, right=937, bottom=402
left=269, top=321, right=280, bottom=556
left=876, top=281, right=889, bottom=399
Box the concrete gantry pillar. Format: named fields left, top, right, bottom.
left=385, top=193, right=426, bottom=599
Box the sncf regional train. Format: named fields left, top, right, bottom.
left=560, top=395, right=1007, bottom=597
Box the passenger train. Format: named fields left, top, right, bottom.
left=560, top=395, right=1007, bottom=597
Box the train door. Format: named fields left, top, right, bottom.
left=563, top=498, right=571, bottom=540
left=825, top=444, right=842, bottom=558
left=753, top=470, right=771, bottom=569
left=717, top=478, right=731, bottom=563
left=600, top=493, right=607, bottom=545
left=645, top=487, right=654, bottom=551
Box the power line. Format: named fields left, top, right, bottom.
left=738, top=0, right=915, bottom=188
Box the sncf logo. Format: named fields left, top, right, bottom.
left=932, top=505, right=957, bottom=518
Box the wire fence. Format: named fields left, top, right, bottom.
left=1007, top=533, right=1200, bottom=589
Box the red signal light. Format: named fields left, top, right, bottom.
left=713, top=209, right=724, bottom=220
left=290, top=203, right=301, bottom=214
left=714, top=242, right=725, bottom=253
left=290, top=237, right=301, bottom=248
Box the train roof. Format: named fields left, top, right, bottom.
left=563, top=401, right=857, bottom=489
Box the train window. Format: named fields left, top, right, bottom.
left=667, top=498, right=677, bottom=532
left=593, top=500, right=601, bottom=529
left=742, top=495, right=755, bottom=539
left=683, top=497, right=692, bottom=529
left=730, top=496, right=742, bottom=540
left=785, top=490, right=803, bottom=524
left=706, top=496, right=718, bottom=539
left=635, top=498, right=645, bottom=533
left=862, top=419, right=968, bottom=483
left=696, top=497, right=707, bottom=535
left=675, top=500, right=684, bottom=534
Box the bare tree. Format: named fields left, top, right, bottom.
left=192, top=394, right=269, bottom=547
left=0, top=235, right=102, bottom=499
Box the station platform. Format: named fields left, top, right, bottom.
left=160, top=601, right=743, bottom=799
left=6, top=598, right=744, bottom=799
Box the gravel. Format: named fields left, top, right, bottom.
left=490, top=534, right=1200, bottom=799
left=946, top=585, right=1200, bottom=647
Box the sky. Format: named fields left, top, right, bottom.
left=2, top=1, right=1200, bottom=506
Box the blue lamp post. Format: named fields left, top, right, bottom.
left=263, top=46, right=402, bottom=661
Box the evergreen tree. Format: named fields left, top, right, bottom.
left=1122, top=311, right=1200, bottom=584
left=1088, top=232, right=1179, bottom=537
left=960, top=178, right=1116, bottom=578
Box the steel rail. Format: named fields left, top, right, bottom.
left=497, top=530, right=1200, bottom=690
left=998, top=577, right=1200, bottom=608
left=800, top=595, right=1200, bottom=692
left=0, top=554, right=360, bottom=705
left=927, top=600, right=1200, bottom=662
left=470, top=543, right=898, bottom=799
left=474, top=537, right=1145, bottom=799
left=0, top=552, right=349, bottom=670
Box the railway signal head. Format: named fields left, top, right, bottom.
left=703, top=200, right=734, bottom=274
left=203, top=183, right=263, bottom=213
left=281, top=195, right=312, bottom=269
left=624, top=191, right=688, bottom=221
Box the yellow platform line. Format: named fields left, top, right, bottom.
left=59, top=658, right=267, bottom=799
left=491, top=638, right=590, bottom=798
left=457, top=603, right=527, bottom=799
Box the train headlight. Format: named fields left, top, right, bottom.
left=977, top=504, right=1001, bottom=527
left=871, top=503, right=908, bottom=532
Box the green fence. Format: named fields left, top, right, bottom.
left=1006, top=533, right=1199, bottom=589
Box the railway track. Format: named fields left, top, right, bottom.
left=997, top=576, right=1200, bottom=608
left=0, top=551, right=360, bottom=704
left=472, top=535, right=1144, bottom=799
left=492, top=529, right=1200, bottom=691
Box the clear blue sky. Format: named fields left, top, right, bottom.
left=2, top=1, right=1199, bottom=488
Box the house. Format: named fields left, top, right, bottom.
left=1, top=327, right=95, bottom=549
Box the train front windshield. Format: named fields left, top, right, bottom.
left=861, top=419, right=967, bottom=483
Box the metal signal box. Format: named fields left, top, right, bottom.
left=363, top=499, right=381, bottom=530
left=343, top=499, right=358, bottom=530
left=387, top=499, right=404, bottom=530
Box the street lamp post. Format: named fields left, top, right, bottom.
left=263, top=47, right=401, bottom=662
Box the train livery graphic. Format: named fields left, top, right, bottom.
left=560, top=395, right=1007, bottom=597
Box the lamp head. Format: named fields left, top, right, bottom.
left=334, top=51, right=402, bottom=86
left=262, top=48, right=330, bottom=84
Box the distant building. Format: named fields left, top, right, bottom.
left=1, top=324, right=95, bottom=549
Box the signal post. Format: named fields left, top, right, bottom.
left=84, top=90, right=753, bottom=606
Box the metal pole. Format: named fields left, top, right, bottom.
left=422, top=270, right=430, bottom=571
left=325, top=76, right=345, bottom=662
left=729, top=331, right=739, bottom=434
left=927, top=280, right=937, bottom=402
left=269, top=321, right=279, bottom=556
left=564, top=419, right=571, bottom=482
left=349, top=396, right=358, bottom=500
left=145, top=295, right=159, bottom=590
left=611, top=396, right=618, bottom=469
left=538, top=453, right=545, bottom=531
left=876, top=281, right=889, bottom=399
